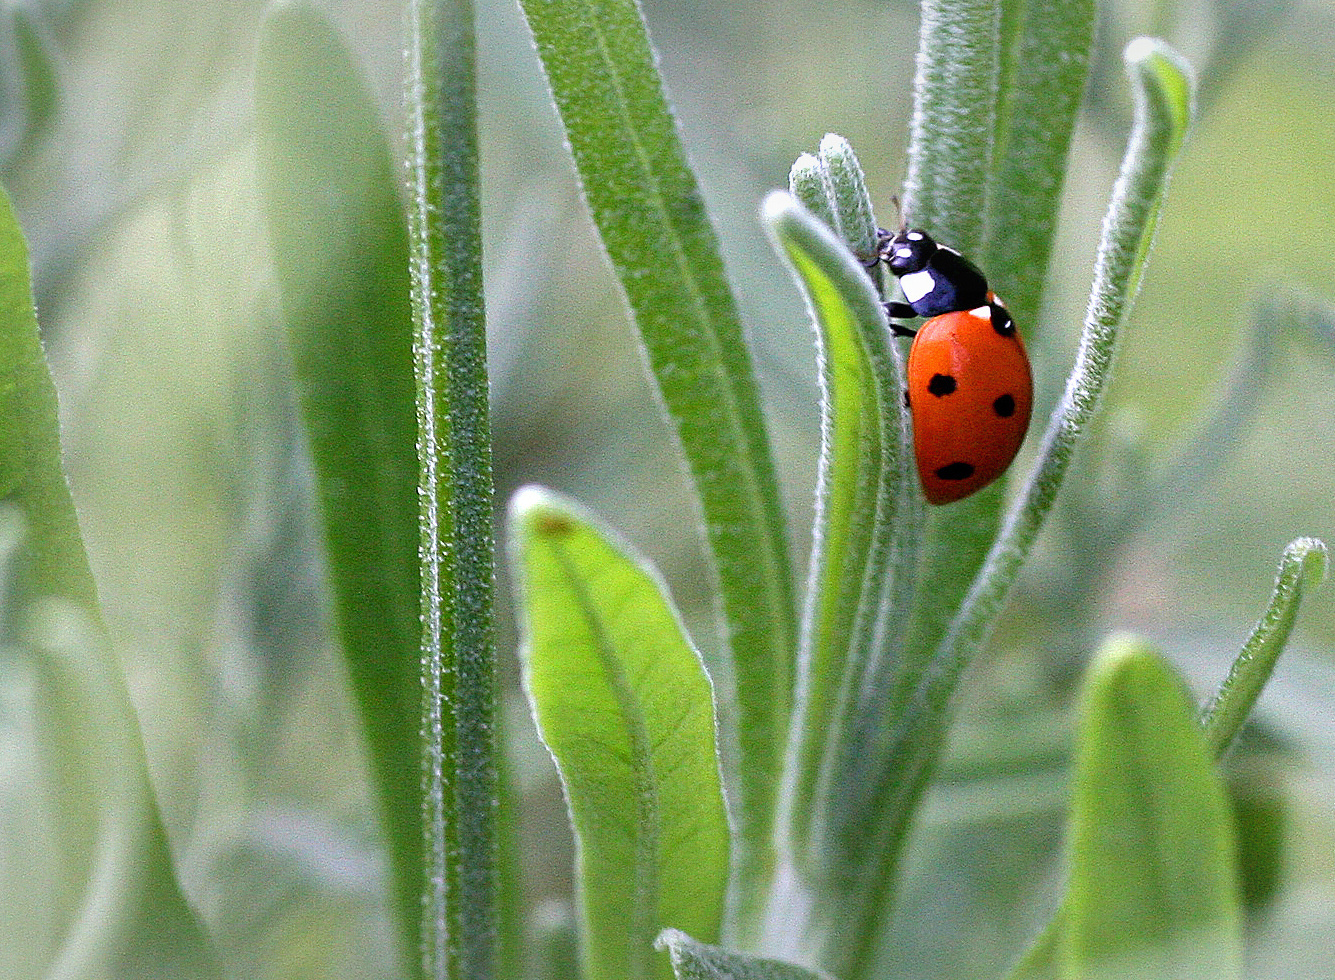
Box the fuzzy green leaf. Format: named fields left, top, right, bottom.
left=986, top=0, right=1094, bottom=332
left=517, top=0, right=797, bottom=898
left=789, top=153, right=836, bottom=235
left=1065, top=637, right=1243, bottom=980
left=917, top=37, right=1196, bottom=773
left=0, top=187, right=218, bottom=978
left=904, top=0, right=1000, bottom=248
left=511, top=488, right=730, bottom=980
left=253, top=6, right=425, bottom=975
left=759, top=192, right=923, bottom=960
left=1200, top=537, right=1329, bottom=755
left=658, top=929, right=833, bottom=980
left=891, top=0, right=1093, bottom=768
left=406, top=0, right=498, bottom=974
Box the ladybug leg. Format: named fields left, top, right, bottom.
left=883, top=300, right=919, bottom=336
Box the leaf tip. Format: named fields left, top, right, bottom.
left=1123, top=36, right=1196, bottom=134
left=508, top=484, right=577, bottom=540
left=762, top=188, right=798, bottom=226
left=1285, top=535, right=1329, bottom=590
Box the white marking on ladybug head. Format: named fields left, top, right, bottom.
left=968, top=305, right=990, bottom=320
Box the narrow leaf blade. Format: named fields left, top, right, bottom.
left=1067, top=637, right=1243, bottom=980
left=761, top=192, right=930, bottom=969
left=511, top=487, right=730, bottom=980
left=762, top=191, right=908, bottom=846
left=986, top=0, right=1095, bottom=332
left=406, top=0, right=498, bottom=973
left=253, top=6, right=423, bottom=974
left=517, top=0, right=797, bottom=894
left=1200, top=537, right=1328, bottom=755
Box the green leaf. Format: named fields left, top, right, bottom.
left=0, top=187, right=99, bottom=610
left=253, top=7, right=424, bottom=975
left=1065, top=637, right=1243, bottom=980
left=917, top=36, right=1197, bottom=779
left=888, top=0, right=1094, bottom=805
left=903, top=0, right=1001, bottom=248
left=0, top=187, right=217, bottom=977
left=657, top=929, right=833, bottom=980
left=29, top=601, right=221, bottom=980
left=1200, top=537, right=1328, bottom=756
left=3, top=8, right=60, bottom=166
left=510, top=487, right=730, bottom=980
left=759, top=191, right=921, bottom=961
left=986, top=0, right=1095, bottom=334
left=405, top=0, right=498, bottom=974
left=1008, top=539, right=1324, bottom=980
left=517, top=0, right=798, bottom=900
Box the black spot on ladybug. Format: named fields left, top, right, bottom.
left=935, top=461, right=975, bottom=481
left=993, top=393, right=1016, bottom=417
left=928, top=373, right=957, bottom=396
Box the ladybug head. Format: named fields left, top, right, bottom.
left=884, top=227, right=938, bottom=276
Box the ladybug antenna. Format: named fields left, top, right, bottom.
left=890, top=194, right=905, bottom=233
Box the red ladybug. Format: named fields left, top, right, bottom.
left=879, top=226, right=1033, bottom=505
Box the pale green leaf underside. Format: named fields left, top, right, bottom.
left=511, top=487, right=730, bottom=980
left=760, top=192, right=922, bottom=906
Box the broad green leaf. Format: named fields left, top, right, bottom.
left=0, top=187, right=217, bottom=977
left=254, top=7, right=423, bottom=975
left=1065, top=637, right=1242, bottom=980
left=517, top=0, right=797, bottom=899
left=658, top=929, right=833, bottom=980
left=1008, top=539, right=1324, bottom=980
left=405, top=0, right=498, bottom=974
left=0, top=187, right=98, bottom=610
left=511, top=487, right=730, bottom=980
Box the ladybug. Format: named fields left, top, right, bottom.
left=878, top=226, right=1033, bottom=505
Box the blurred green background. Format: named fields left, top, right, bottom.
left=2, top=0, right=1334, bottom=977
